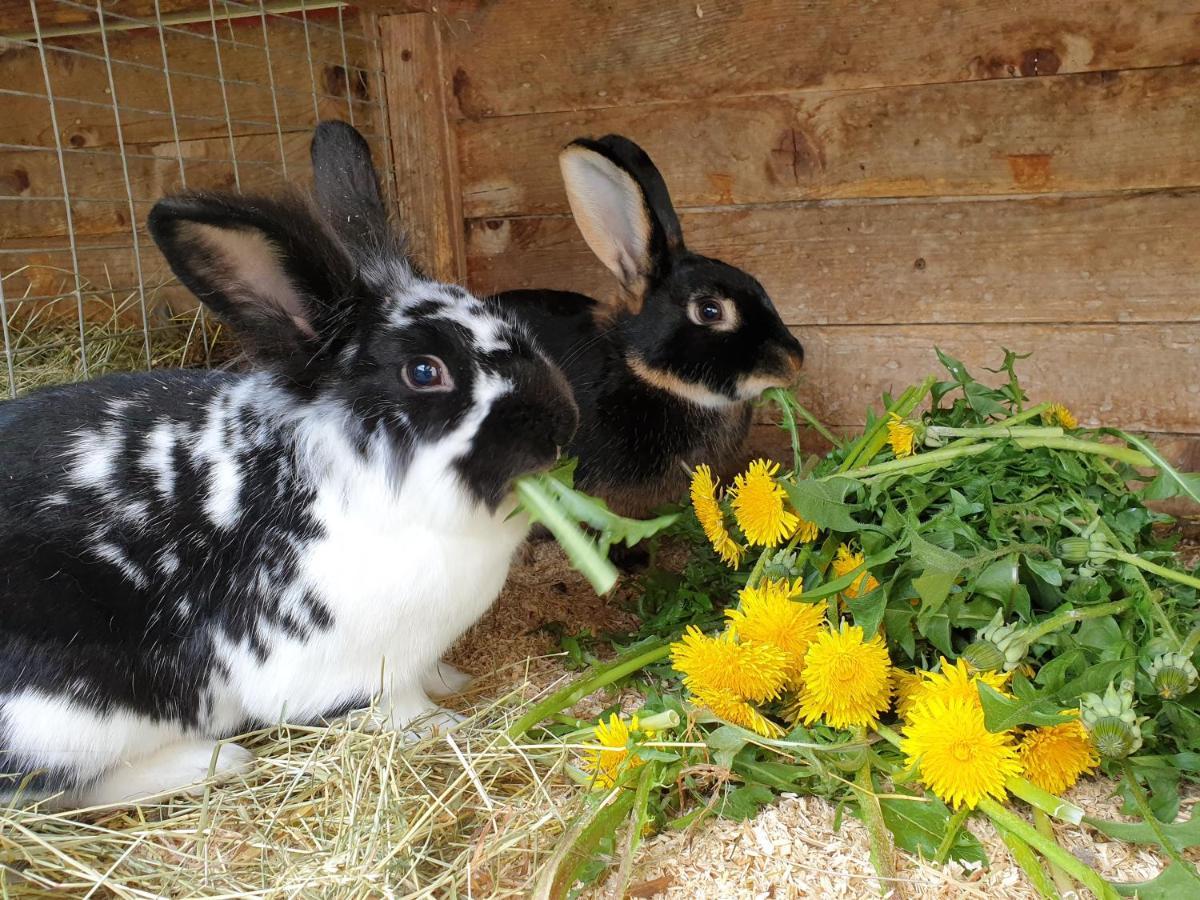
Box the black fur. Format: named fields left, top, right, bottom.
left=489, top=135, right=803, bottom=514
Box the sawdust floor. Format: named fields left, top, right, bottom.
left=445, top=529, right=1200, bottom=899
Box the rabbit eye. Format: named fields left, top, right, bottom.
left=688, top=297, right=736, bottom=330
left=402, top=356, right=453, bottom=392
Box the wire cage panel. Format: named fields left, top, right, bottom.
left=0, top=1, right=392, bottom=398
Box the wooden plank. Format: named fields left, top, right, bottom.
left=379, top=12, right=465, bottom=281
left=457, top=65, right=1200, bottom=217
left=0, top=129, right=390, bottom=240
left=783, top=324, right=1200, bottom=436
left=427, top=0, right=1200, bottom=119
left=466, top=191, right=1200, bottom=326
left=1, top=12, right=377, bottom=150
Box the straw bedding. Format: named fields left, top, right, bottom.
left=3, top=537, right=1198, bottom=897
left=2, top=295, right=1198, bottom=897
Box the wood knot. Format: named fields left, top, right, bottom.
left=1019, top=47, right=1061, bottom=77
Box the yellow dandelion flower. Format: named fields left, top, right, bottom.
left=726, top=579, right=827, bottom=684
left=832, top=544, right=880, bottom=599
left=793, top=515, right=820, bottom=544
left=729, top=459, right=798, bottom=548
left=670, top=626, right=790, bottom=703
left=887, top=413, right=917, bottom=459
left=1018, top=718, right=1099, bottom=794
left=690, top=464, right=744, bottom=567
left=1042, top=402, right=1078, bottom=430
left=794, top=623, right=892, bottom=730
left=692, top=684, right=784, bottom=738
left=906, top=657, right=1011, bottom=717
left=903, top=696, right=1023, bottom=809
left=892, top=667, right=924, bottom=719
left=583, top=713, right=648, bottom=789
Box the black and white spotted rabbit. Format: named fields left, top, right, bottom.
left=0, top=121, right=577, bottom=809
left=491, top=135, right=804, bottom=517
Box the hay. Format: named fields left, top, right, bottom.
left=0, top=684, right=585, bottom=898
left=0, top=266, right=236, bottom=398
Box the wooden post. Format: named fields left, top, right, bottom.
left=378, top=12, right=466, bottom=283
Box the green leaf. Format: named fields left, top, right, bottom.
left=533, top=789, right=636, bottom=899
left=515, top=470, right=678, bottom=594
left=848, top=585, right=887, bottom=636
left=978, top=683, right=1069, bottom=731
left=1113, top=861, right=1200, bottom=897
left=1024, top=555, right=1064, bottom=587
left=783, top=478, right=862, bottom=531
left=877, top=795, right=988, bottom=866
left=721, top=784, right=776, bottom=821
left=1053, top=658, right=1134, bottom=704
left=910, top=531, right=966, bottom=619
left=1084, top=811, right=1200, bottom=854
left=734, top=758, right=814, bottom=792
left=1116, top=430, right=1200, bottom=506
left=935, top=348, right=1009, bottom=418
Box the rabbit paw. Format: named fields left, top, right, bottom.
left=421, top=660, right=474, bottom=698
left=68, top=740, right=254, bottom=809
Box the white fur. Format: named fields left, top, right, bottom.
left=70, top=740, right=254, bottom=809
left=140, top=421, right=178, bottom=500
left=215, top=372, right=524, bottom=730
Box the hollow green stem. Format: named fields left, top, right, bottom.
left=1180, top=627, right=1200, bottom=658
left=1021, top=599, right=1133, bottom=645
left=1114, top=550, right=1200, bottom=591
left=1034, top=808, right=1076, bottom=898
left=934, top=805, right=970, bottom=864
left=928, top=425, right=1063, bottom=441
left=977, top=798, right=1118, bottom=899
left=991, top=402, right=1051, bottom=428
left=997, top=825, right=1059, bottom=899
left=764, top=388, right=840, bottom=469
left=830, top=443, right=995, bottom=481
left=1120, top=759, right=1200, bottom=883
left=838, top=377, right=935, bottom=473
left=1005, top=777, right=1086, bottom=826
left=852, top=730, right=895, bottom=891
left=1012, top=436, right=1151, bottom=468
left=507, top=641, right=671, bottom=739
left=771, top=388, right=806, bottom=474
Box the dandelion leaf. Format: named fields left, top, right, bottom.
left=1113, top=860, right=1200, bottom=897
left=783, top=477, right=862, bottom=531
left=873, top=795, right=988, bottom=866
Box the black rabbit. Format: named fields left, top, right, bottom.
left=0, top=121, right=577, bottom=809
left=488, top=136, right=803, bottom=518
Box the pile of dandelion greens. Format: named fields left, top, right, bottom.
left=519, top=350, right=1200, bottom=898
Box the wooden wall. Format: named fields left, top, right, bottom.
left=0, top=1, right=386, bottom=383
left=383, top=0, right=1200, bottom=468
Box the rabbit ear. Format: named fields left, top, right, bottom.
left=559, top=135, right=683, bottom=311
left=148, top=191, right=361, bottom=373
left=310, top=119, right=415, bottom=278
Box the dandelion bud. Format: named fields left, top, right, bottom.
left=1145, top=652, right=1198, bottom=700
left=964, top=611, right=1029, bottom=673
left=763, top=549, right=803, bottom=582
left=961, top=640, right=1006, bottom=673
left=1081, top=682, right=1145, bottom=759
left=1056, top=537, right=1091, bottom=564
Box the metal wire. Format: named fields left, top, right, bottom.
left=0, top=0, right=387, bottom=395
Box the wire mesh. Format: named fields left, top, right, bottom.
left=0, top=0, right=391, bottom=398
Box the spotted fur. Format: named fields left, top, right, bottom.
left=0, top=122, right=577, bottom=808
